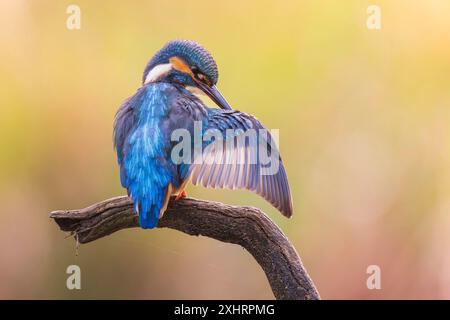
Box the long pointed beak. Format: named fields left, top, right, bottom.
left=196, top=81, right=232, bottom=110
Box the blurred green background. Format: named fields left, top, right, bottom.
left=1, top=0, right=450, bottom=299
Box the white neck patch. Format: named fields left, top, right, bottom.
left=144, top=63, right=173, bottom=84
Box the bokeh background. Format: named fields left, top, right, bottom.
left=1, top=0, right=450, bottom=299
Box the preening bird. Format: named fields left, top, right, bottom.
left=114, top=40, right=293, bottom=229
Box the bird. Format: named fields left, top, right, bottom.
left=113, top=40, right=293, bottom=229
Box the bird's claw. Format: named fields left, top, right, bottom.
left=175, top=190, right=187, bottom=201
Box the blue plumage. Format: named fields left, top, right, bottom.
left=143, top=40, right=218, bottom=85
left=115, top=85, right=163, bottom=228
left=114, top=40, right=293, bottom=229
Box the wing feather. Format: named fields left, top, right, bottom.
left=189, top=110, right=293, bottom=217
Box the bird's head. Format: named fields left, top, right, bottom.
left=142, top=40, right=231, bottom=110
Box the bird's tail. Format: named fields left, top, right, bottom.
left=135, top=202, right=159, bottom=229
left=132, top=184, right=172, bottom=229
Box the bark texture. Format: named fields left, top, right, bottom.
left=50, top=196, right=320, bottom=300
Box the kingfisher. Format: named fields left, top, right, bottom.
left=114, top=40, right=293, bottom=229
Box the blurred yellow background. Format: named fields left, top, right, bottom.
left=1, top=0, right=449, bottom=299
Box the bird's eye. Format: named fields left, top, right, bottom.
left=190, top=66, right=210, bottom=85
left=191, top=66, right=199, bottom=75
left=197, top=73, right=211, bottom=86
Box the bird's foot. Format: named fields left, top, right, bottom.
left=175, top=190, right=187, bottom=201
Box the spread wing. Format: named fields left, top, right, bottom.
left=189, top=109, right=293, bottom=217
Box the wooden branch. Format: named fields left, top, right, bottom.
left=50, top=196, right=320, bottom=300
